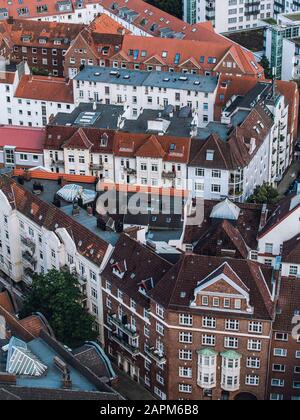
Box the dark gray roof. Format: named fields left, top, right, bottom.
left=75, top=66, right=218, bottom=93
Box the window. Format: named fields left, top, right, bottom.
left=275, top=333, right=288, bottom=341
left=179, top=349, right=192, bottom=361
left=195, top=168, right=204, bottom=177
left=179, top=332, right=192, bottom=343
left=265, top=243, right=273, bottom=254
left=224, top=337, right=238, bottom=349
left=225, top=319, right=239, bottom=331
left=202, top=334, right=215, bottom=346
left=179, top=367, right=192, bottom=378
left=211, top=184, right=221, bottom=193
left=271, top=379, right=284, bottom=387
left=156, top=322, right=164, bottom=336
left=245, top=375, right=259, bottom=386
left=202, top=316, right=216, bottom=329
left=273, top=348, right=287, bottom=357
left=272, top=364, right=285, bottom=372
left=179, top=314, right=193, bottom=326
left=156, top=304, right=164, bottom=319
left=248, top=340, right=262, bottom=352
left=249, top=322, right=263, bottom=334
left=247, top=357, right=260, bottom=369
left=289, top=265, right=298, bottom=276
left=212, top=169, right=221, bottom=178
left=202, top=296, right=208, bottom=306
left=212, top=297, right=220, bottom=307
left=179, top=384, right=192, bottom=393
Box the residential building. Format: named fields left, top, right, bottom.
left=184, top=0, right=274, bottom=33
left=0, top=174, right=114, bottom=337
left=0, top=18, right=84, bottom=77
left=0, top=71, right=75, bottom=127
left=73, top=66, right=218, bottom=127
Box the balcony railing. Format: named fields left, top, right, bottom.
left=109, top=314, right=139, bottom=338
left=144, top=345, right=166, bottom=364
left=110, top=333, right=140, bottom=356
left=123, top=167, right=137, bottom=175
left=21, top=236, right=35, bottom=253
left=162, top=171, right=176, bottom=179
left=90, top=163, right=103, bottom=170
left=22, top=251, right=37, bottom=268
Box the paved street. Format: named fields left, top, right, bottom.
left=277, top=161, right=300, bottom=196
left=112, top=365, right=155, bottom=400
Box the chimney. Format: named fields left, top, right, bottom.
left=62, top=370, right=72, bottom=389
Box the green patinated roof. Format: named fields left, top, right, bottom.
left=220, top=350, right=242, bottom=360
left=196, top=348, right=218, bottom=357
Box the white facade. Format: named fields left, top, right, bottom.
left=185, top=0, right=274, bottom=33
left=0, top=187, right=113, bottom=342
left=74, top=68, right=217, bottom=128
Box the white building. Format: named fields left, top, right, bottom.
left=73, top=66, right=218, bottom=128
left=184, top=0, right=274, bottom=32
left=0, top=174, right=113, bottom=342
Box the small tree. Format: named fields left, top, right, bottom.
left=259, top=55, right=273, bottom=80
left=20, top=269, right=98, bottom=348
left=247, top=183, right=279, bottom=205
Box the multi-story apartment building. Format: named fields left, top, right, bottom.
left=73, top=66, right=217, bottom=127
left=0, top=174, right=113, bottom=339
left=184, top=0, right=274, bottom=32
left=0, top=18, right=84, bottom=77
left=0, top=65, right=75, bottom=127
left=102, top=243, right=277, bottom=400
left=101, top=234, right=172, bottom=386
left=188, top=101, right=274, bottom=201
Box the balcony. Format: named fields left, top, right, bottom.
left=123, top=167, right=137, bottom=175
left=21, top=236, right=35, bottom=253
left=90, top=162, right=103, bottom=170
left=51, top=159, right=64, bottom=166
left=109, top=314, right=139, bottom=338
left=110, top=332, right=140, bottom=356
left=22, top=251, right=37, bottom=268
left=162, top=171, right=176, bottom=180
left=144, top=345, right=166, bottom=364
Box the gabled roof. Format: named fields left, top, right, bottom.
left=101, top=233, right=172, bottom=306
left=0, top=126, right=45, bottom=153
left=258, top=194, right=300, bottom=238
left=135, top=135, right=166, bottom=159
left=62, top=128, right=93, bottom=150
left=193, top=219, right=249, bottom=259
left=150, top=254, right=275, bottom=320
left=15, top=75, right=74, bottom=104
left=281, top=234, right=300, bottom=264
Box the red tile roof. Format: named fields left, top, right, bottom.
left=0, top=291, right=14, bottom=313
left=90, top=14, right=129, bottom=35
left=0, top=126, right=45, bottom=152
left=116, top=34, right=263, bottom=77
left=1, top=18, right=84, bottom=49
left=15, top=75, right=74, bottom=103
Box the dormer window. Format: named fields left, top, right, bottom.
left=206, top=150, right=214, bottom=161
left=100, top=133, right=108, bottom=147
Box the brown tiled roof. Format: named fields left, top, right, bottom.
left=118, top=34, right=263, bottom=77
left=0, top=176, right=109, bottom=266
left=101, top=233, right=172, bottom=306
left=2, top=18, right=84, bottom=49
left=0, top=291, right=14, bottom=313
left=62, top=127, right=94, bottom=149
left=274, top=278, right=300, bottom=332
left=45, top=126, right=115, bottom=154
left=15, top=75, right=74, bottom=103
left=190, top=105, right=274, bottom=170
left=184, top=200, right=266, bottom=252
left=282, top=234, right=300, bottom=264
left=193, top=219, right=249, bottom=259
left=19, top=315, right=45, bottom=337
left=150, top=254, right=275, bottom=320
